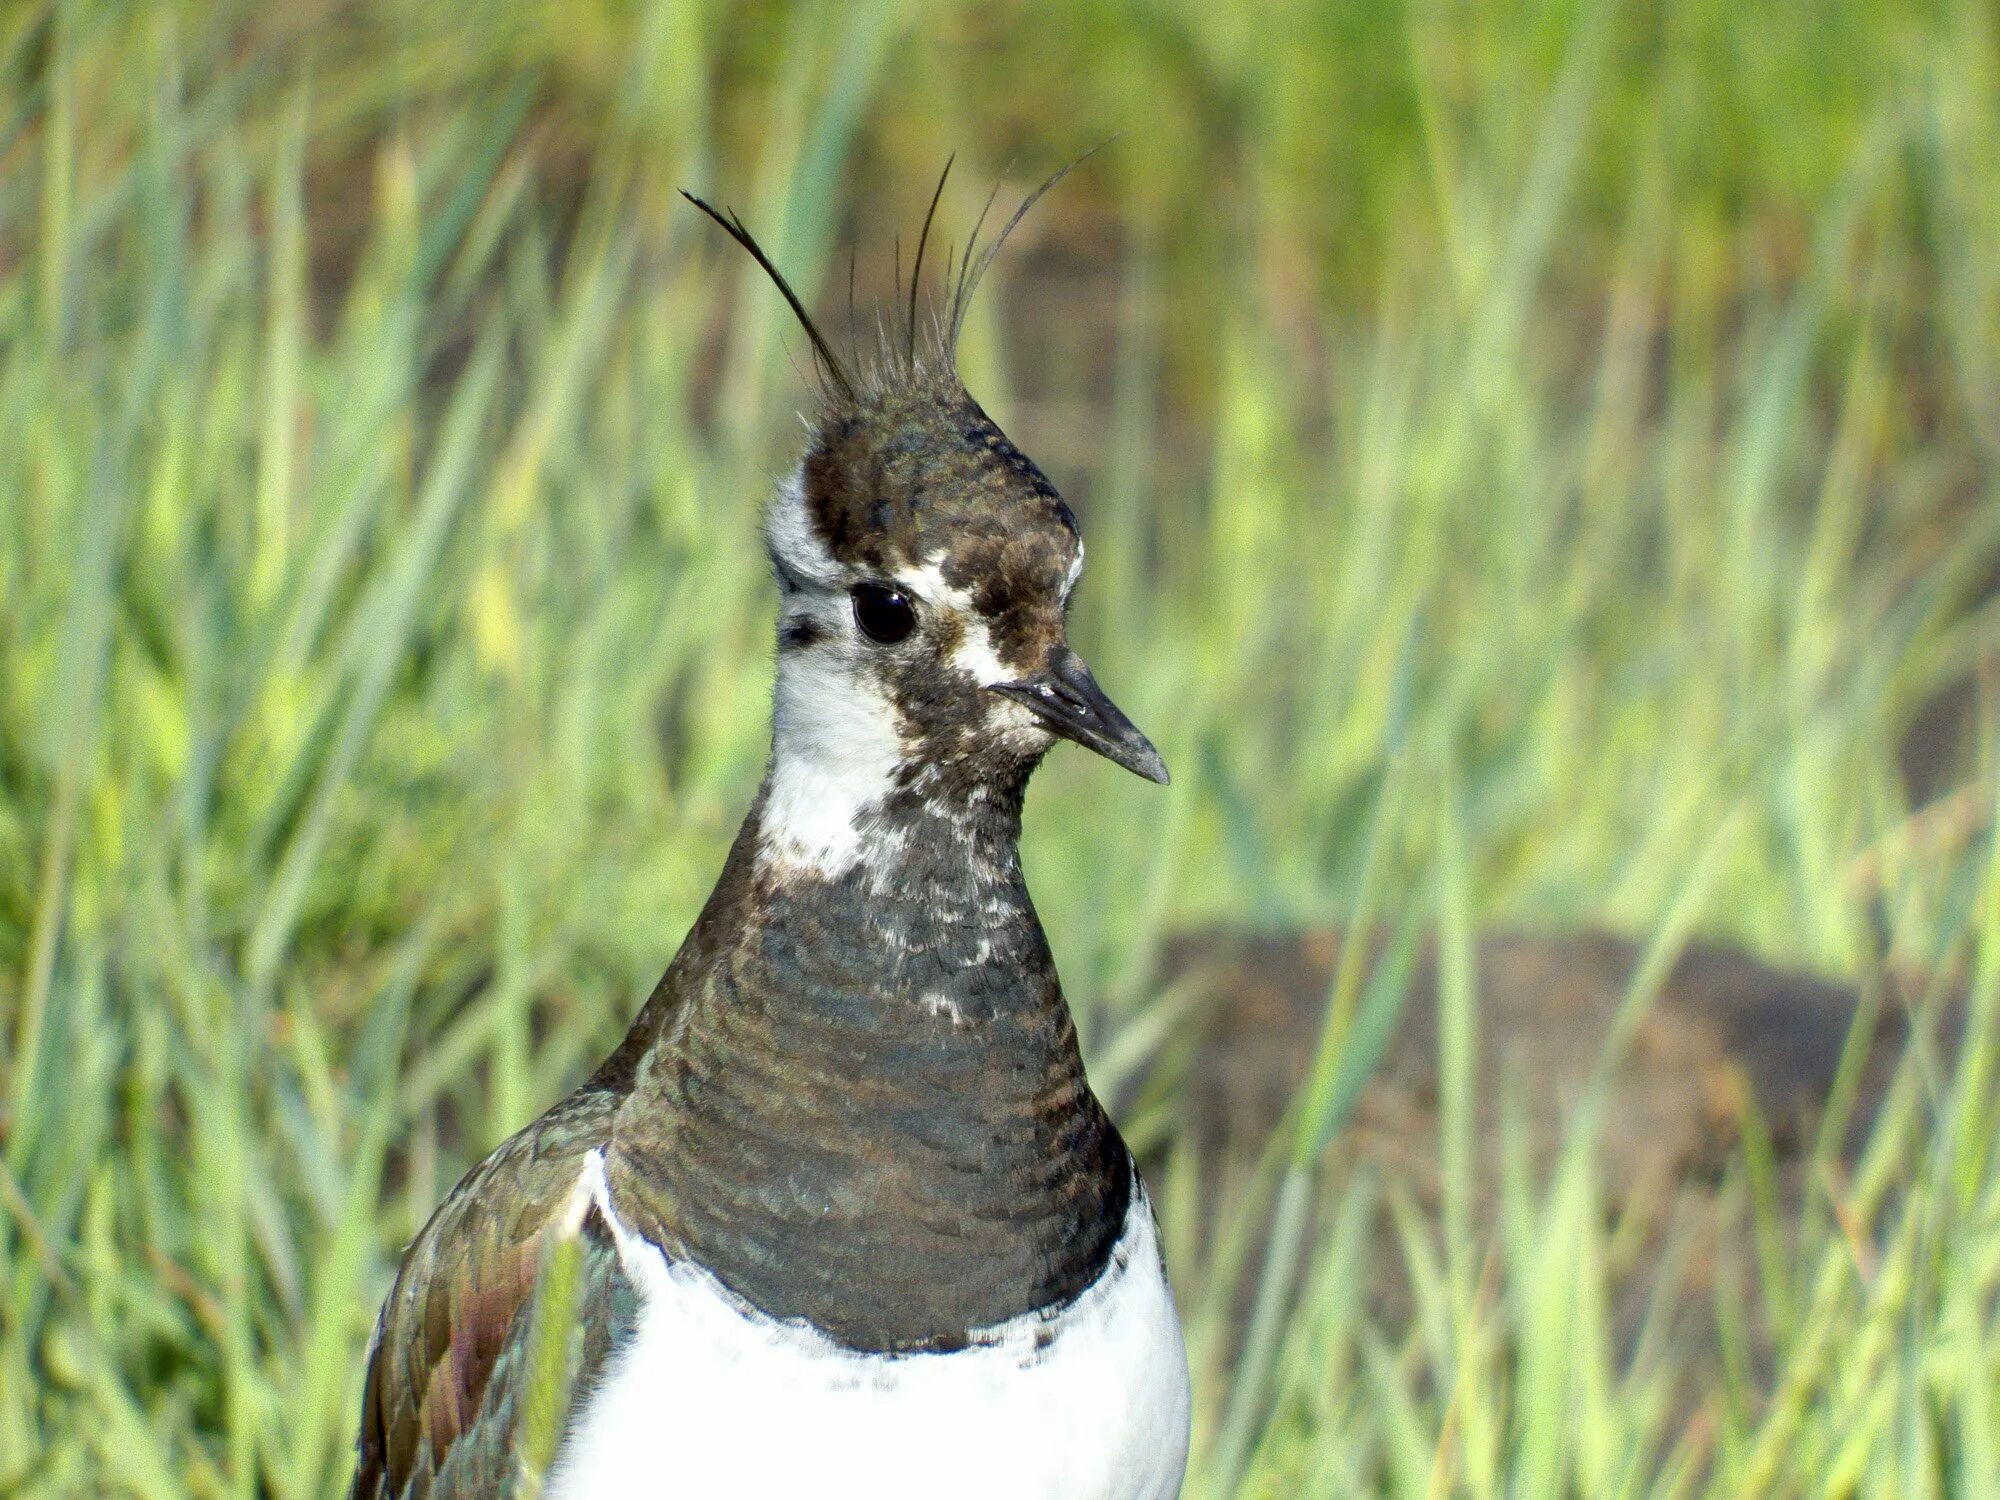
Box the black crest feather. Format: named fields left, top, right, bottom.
left=683, top=141, right=1112, bottom=399
left=946, top=139, right=1114, bottom=355
left=907, top=153, right=955, bottom=365
left=679, top=190, right=858, bottom=403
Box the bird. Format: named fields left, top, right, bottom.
left=348, top=160, right=1192, bottom=1500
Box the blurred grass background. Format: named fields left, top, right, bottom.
left=3, top=0, right=1999, bottom=1493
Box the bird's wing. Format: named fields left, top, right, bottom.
left=350, top=1091, right=639, bottom=1499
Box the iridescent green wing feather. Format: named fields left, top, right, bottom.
left=350, top=1092, right=638, bottom=1499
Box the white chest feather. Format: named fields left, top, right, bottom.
left=544, top=1157, right=1190, bottom=1500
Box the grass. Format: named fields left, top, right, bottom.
left=2, top=0, right=1999, bottom=1494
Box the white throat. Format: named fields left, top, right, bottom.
left=761, top=648, right=908, bottom=878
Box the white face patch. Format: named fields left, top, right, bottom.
left=898, top=560, right=1017, bottom=688
left=763, top=467, right=845, bottom=590
left=1063, top=537, right=1085, bottom=603
left=895, top=557, right=1053, bottom=761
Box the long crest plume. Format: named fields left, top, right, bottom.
left=907, top=153, right=955, bottom=367
left=682, top=142, right=1111, bottom=401
left=679, top=190, right=858, bottom=403
left=944, top=140, right=1111, bottom=358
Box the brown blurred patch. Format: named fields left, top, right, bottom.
left=1145, top=927, right=1961, bottom=1390
left=1156, top=929, right=1935, bottom=1197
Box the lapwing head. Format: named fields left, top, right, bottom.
left=685, top=162, right=1165, bottom=876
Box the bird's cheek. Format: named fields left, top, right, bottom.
left=983, top=692, right=1056, bottom=751
left=939, top=621, right=1014, bottom=692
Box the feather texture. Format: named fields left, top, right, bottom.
left=350, top=1094, right=637, bottom=1498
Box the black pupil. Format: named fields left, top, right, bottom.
left=851, top=584, right=916, bottom=644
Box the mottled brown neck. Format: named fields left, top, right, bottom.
left=588, top=784, right=1132, bottom=1352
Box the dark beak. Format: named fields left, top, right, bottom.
left=992, top=646, right=1170, bottom=785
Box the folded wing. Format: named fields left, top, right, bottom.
left=350, top=1093, right=637, bottom=1499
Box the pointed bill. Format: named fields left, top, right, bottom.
left=991, top=646, right=1169, bottom=784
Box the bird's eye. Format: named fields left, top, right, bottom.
left=850, top=583, right=917, bottom=645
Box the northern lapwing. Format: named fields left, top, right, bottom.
left=350, top=163, right=1191, bottom=1500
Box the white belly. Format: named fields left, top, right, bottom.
left=545, top=1160, right=1190, bottom=1500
